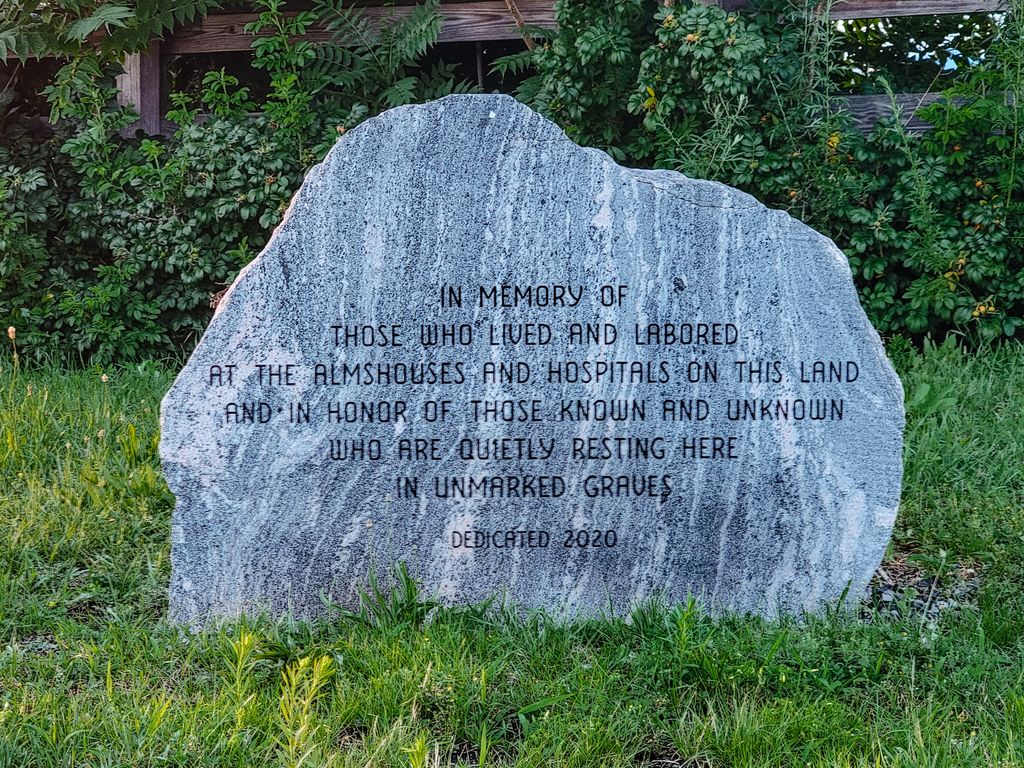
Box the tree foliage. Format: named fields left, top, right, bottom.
left=1, top=0, right=218, bottom=60
left=1, top=0, right=474, bottom=363
left=499, top=0, right=1024, bottom=343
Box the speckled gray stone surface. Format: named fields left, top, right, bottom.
left=160, top=94, right=904, bottom=625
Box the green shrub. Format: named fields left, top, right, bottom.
left=0, top=160, right=59, bottom=337
left=502, top=0, right=1024, bottom=343
left=2, top=0, right=1022, bottom=362
left=493, top=0, right=658, bottom=160
left=1, top=0, right=473, bottom=364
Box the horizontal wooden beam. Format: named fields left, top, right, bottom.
left=19, top=90, right=953, bottom=137
left=165, top=0, right=1008, bottom=56
left=716, top=0, right=1005, bottom=18
left=8, top=1, right=1009, bottom=60
left=840, top=91, right=945, bottom=131
left=830, top=0, right=1004, bottom=19
left=166, top=0, right=555, bottom=54
left=152, top=91, right=945, bottom=133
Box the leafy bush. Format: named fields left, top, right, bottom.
left=0, top=159, right=60, bottom=337
left=1, top=0, right=473, bottom=364
left=2, top=0, right=1022, bottom=362
left=501, top=0, right=1024, bottom=343
left=1, top=0, right=216, bottom=60
left=495, top=0, right=657, bottom=159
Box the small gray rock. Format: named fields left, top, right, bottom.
left=159, top=94, right=904, bottom=625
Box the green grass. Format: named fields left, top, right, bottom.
left=0, top=340, right=1022, bottom=767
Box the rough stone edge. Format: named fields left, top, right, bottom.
left=158, top=92, right=907, bottom=625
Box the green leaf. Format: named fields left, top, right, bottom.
left=66, top=4, right=135, bottom=41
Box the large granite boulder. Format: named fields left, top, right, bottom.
left=159, top=94, right=904, bottom=625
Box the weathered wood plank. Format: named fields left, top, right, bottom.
left=7, top=0, right=1010, bottom=61
left=165, top=0, right=1006, bottom=56
left=717, top=0, right=1005, bottom=17
left=116, top=41, right=162, bottom=134
left=832, top=0, right=1004, bottom=18
left=841, top=91, right=945, bottom=132
left=22, top=89, right=956, bottom=139
left=166, top=0, right=555, bottom=54
left=147, top=92, right=945, bottom=134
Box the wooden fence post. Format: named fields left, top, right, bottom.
left=116, top=40, right=162, bottom=135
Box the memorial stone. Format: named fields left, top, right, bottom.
left=159, top=94, right=905, bottom=625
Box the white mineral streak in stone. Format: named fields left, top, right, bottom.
left=160, top=94, right=905, bottom=625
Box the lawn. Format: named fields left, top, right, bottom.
left=0, top=340, right=1022, bottom=767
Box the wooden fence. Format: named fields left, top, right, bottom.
left=115, top=0, right=1007, bottom=134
